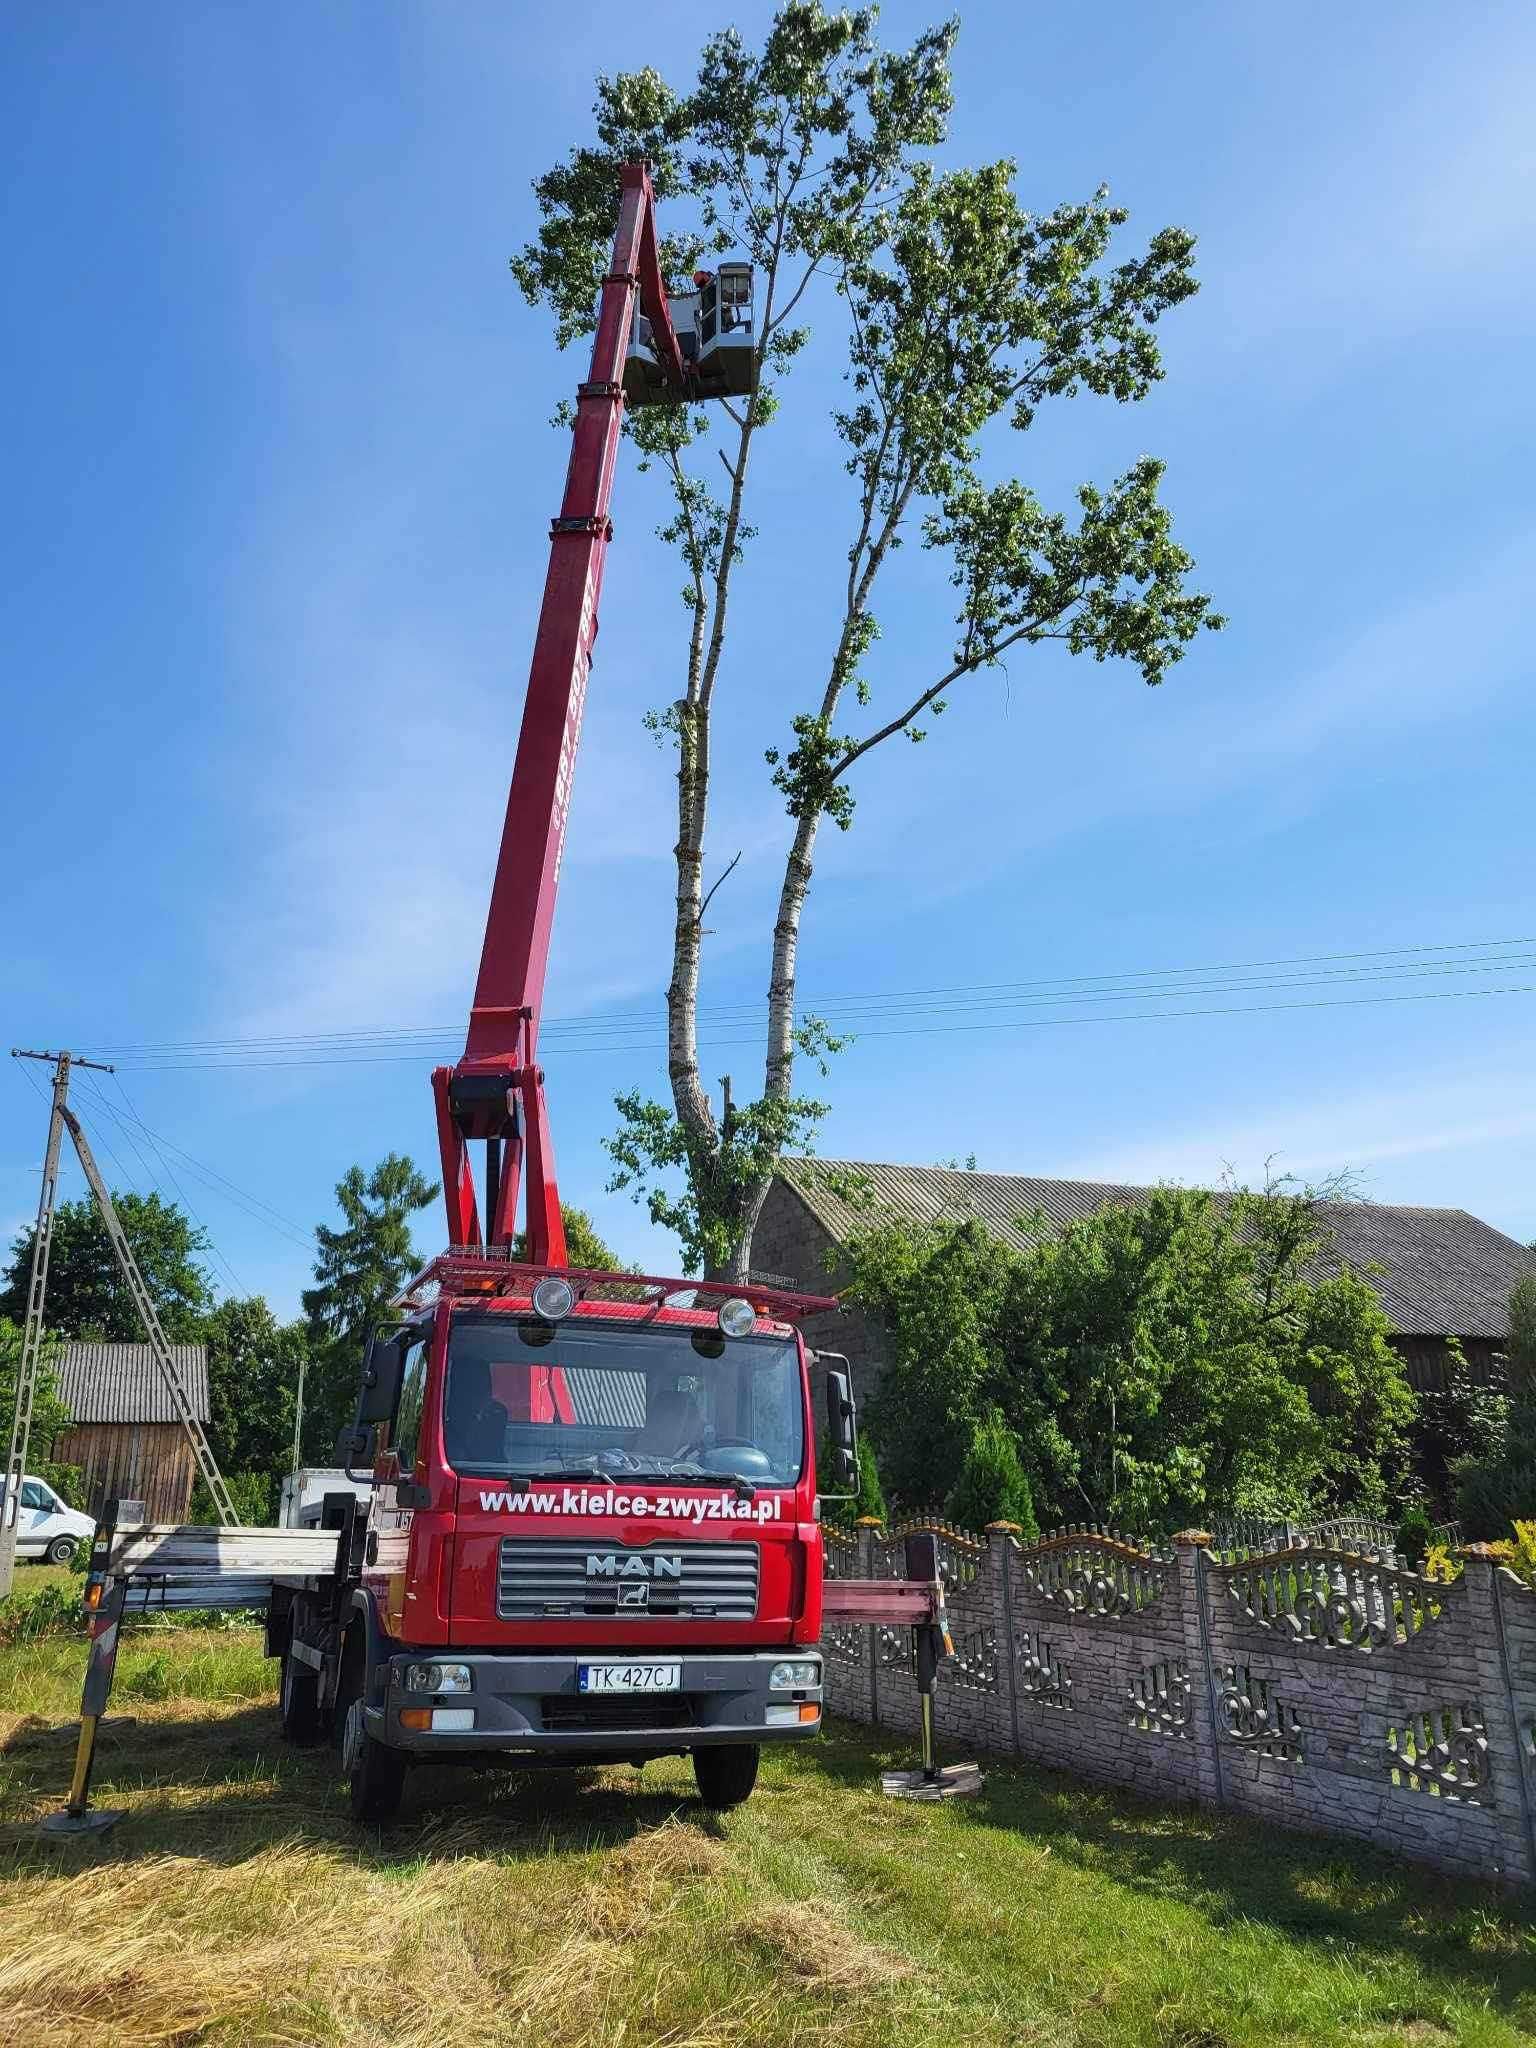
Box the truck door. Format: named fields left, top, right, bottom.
left=376, top=1332, right=430, bottom=1637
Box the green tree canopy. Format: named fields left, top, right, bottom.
left=841, top=1182, right=1414, bottom=1533
left=1, top=1192, right=214, bottom=1342
left=514, top=4, right=1221, bottom=1278
left=301, top=1155, right=439, bottom=1458
left=513, top=1205, right=624, bottom=1272
left=202, top=1296, right=308, bottom=1494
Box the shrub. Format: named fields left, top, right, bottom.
left=190, top=1469, right=279, bottom=1525
left=819, top=1432, right=887, bottom=1531
left=1395, top=1504, right=1433, bottom=1568
left=944, top=1410, right=1038, bottom=1539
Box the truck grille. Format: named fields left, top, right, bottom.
left=497, top=1539, right=760, bottom=1622
left=539, top=1696, right=695, bottom=1733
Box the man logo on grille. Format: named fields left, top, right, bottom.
left=585, top=1553, right=683, bottom=1581
left=618, top=1583, right=649, bottom=1607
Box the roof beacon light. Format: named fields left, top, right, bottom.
left=531, top=1275, right=576, bottom=1322
left=717, top=1296, right=756, bottom=1339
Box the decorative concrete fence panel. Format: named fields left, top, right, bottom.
left=819, top=1522, right=1536, bottom=1883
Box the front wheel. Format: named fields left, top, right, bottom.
left=45, top=1537, right=79, bottom=1566
left=341, top=1698, right=407, bottom=1823
left=693, top=1743, right=759, bottom=1810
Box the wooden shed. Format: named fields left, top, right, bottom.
left=50, top=1342, right=209, bottom=1523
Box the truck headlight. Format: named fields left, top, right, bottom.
left=769, top=1659, right=821, bottom=1692
left=404, top=1662, right=472, bottom=1693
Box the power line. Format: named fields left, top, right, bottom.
left=82, top=1074, right=252, bottom=1299
left=68, top=1082, right=318, bottom=1257
left=52, top=976, right=1536, bottom=1072
left=67, top=933, right=1536, bottom=1061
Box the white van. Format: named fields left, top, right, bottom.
left=3, top=1476, right=95, bottom=1565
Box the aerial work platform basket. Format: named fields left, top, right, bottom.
left=624, top=262, right=755, bottom=406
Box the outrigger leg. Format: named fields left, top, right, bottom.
left=879, top=1530, right=984, bottom=1803
left=40, top=1499, right=136, bottom=1837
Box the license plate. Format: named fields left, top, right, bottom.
left=578, top=1662, right=682, bottom=1694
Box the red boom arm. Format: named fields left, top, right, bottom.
left=434, top=163, right=688, bottom=1259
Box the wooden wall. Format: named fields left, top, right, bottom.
left=51, top=1422, right=196, bottom=1524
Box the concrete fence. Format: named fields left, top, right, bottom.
left=819, top=1519, right=1536, bottom=1883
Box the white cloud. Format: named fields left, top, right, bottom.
left=1064, top=1062, right=1536, bottom=1201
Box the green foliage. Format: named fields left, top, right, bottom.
left=820, top=1429, right=887, bottom=1532
left=945, top=1409, right=1038, bottom=1538
left=1413, top=1336, right=1508, bottom=1516
left=513, top=1205, right=624, bottom=1272
left=0, top=1573, right=85, bottom=1643
left=606, top=1087, right=829, bottom=1277
left=0, top=1317, right=73, bottom=1480
left=201, top=1296, right=306, bottom=1489
left=1, top=1191, right=213, bottom=1342
left=1454, top=1275, right=1536, bottom=1537
left=301, top=1155, right=438, bottom=1460
left=844, top=1184, right=1414, bottom=1532
left=514, top=5, right=1221, bottom=1282
left=1394, top=1503, right=1434, bottom=1569
left=190, top=1468, right=278, bottom=1526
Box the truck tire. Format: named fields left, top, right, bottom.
left=45, top=1537, right=78, bottom=1566
left=279, top=1646, right=324, bottom=1746
left=693, top=1743, right=759, bottom=1810
left=341, top=1697, right=407, bottom=1823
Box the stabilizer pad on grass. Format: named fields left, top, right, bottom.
left=880, top=1762, right=983, bottom=1801
left=40, top=1806, right=126, bottom=1835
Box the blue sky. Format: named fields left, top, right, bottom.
left=4, top=2, right=1535, bottom=1316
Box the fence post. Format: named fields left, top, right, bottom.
left=1173, top=1530, right=1225, bottom=1809
left=987, top=1522, right=1021, bottom=1755
left=1459, top=1545, right=1536, bottom=1884
left=856, top=1518, right=880, bottom=1727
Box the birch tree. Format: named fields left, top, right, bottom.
left=513, top=5, right=1222, bottom=1277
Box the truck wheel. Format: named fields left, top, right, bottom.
left=279, top=1646, right=323, bottom=1745
left=693, top=1743, right=759, bottom=1810
left=341, top=1697, right=407, bottom=1823
left=45, top=1537, right=78, bottom=1566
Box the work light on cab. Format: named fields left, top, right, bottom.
left=717, top=1296, right=756, bottom=1338
left=531, top=1275, right=576, bottom=1321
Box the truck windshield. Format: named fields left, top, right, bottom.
left=443, top=1313, right=804, bottom=1488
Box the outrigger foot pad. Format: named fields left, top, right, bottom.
left=881, top=1763, right=983, bottom=1802
left=40, top=1807, right=125, bottom=1836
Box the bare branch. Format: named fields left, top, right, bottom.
left=698, top=849, right=743, bottom=924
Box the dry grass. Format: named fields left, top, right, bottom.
left=0, top=1622, right=1534, bottom=2046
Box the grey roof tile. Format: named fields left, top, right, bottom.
left=53, top=1343, right=210, bottom=1425
left=776, top=1159, right=1536, bottom=1340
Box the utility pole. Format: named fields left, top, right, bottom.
left=3, top=1051, right=240, bottom=1588
left=2, top=1050, right=109, bottom=1596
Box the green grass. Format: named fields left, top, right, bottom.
left=0, top=1620, right=1533, bottom=2047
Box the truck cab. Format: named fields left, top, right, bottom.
left=269, top=1259, right=854, bottom=1822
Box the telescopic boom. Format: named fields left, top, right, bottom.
left=433, top=163, right=692, bottom=1261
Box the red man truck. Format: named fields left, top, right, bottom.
left=266, top=164, right=859, bottom=1820
left=270, top=1258, right=857, bottom=1820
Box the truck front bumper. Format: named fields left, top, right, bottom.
left=368, top=1650, right=822, bottom=1760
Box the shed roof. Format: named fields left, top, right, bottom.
left=53, top=1343, right=210, bottom=1425
left=775, top=1158, right=1536, bottom=1341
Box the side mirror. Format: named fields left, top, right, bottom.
left=334, top=1422, right=376, bottom=1477
left=356, top=1327, right=408, bottom=1426
left=823, top=1362, right=858, bottom=1492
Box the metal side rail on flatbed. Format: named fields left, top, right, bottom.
left=102, top=1522, right=342, bottom=1611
